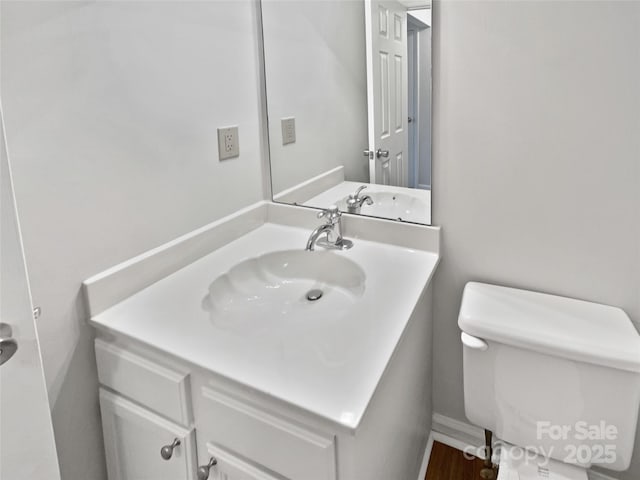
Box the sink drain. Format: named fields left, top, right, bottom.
left=306, top=289, right=324, bottom=301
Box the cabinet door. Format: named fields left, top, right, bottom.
left=99, top=389, right=197, bottom=480
left=198, top=443, right=280, bottom=480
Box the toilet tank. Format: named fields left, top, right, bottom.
left=458, top=282, right=640, bottom=471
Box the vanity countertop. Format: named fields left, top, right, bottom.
left=89, top=222, right=438, bottom=431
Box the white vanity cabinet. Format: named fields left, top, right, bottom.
left=94, top=282, right=433, bottom=480
left=87, top=209, right=438, bottom=480
left=94, top=338, right=338, bottom=480
left=93, top=283, right=434, bottom=480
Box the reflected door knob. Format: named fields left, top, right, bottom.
left=364, top=149, right=390, bottom=159
left=197, top=457, right=218, bottom=480
left=0, top=323, right=18, bottom=367
left=160, top=438, right=181, bottom=460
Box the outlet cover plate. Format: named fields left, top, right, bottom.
left=281, top=117, right=296, bottom=145
left=217, top=126, right=239, bottom=161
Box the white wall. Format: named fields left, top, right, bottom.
left=0, top=1, right=266, bottom=479
left=262, top=0, right=369, bottom=195
left=431, top=1, right=640, bottom=479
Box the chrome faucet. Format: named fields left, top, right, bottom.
left=346, top=185, right=373, bottom=214
left=305, top=206, right=353, bottom=251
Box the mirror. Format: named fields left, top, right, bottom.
left=261, top=0, right=432, bottom=225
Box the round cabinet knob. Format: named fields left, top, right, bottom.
left=160, top=438, right=181, bottom=460
left=197, top=457, right=218, bottom=480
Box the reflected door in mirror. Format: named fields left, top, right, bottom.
left=366, top=0, right=409, bottom=188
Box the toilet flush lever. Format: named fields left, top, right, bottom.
left=461, top=332, right=488, bottom=351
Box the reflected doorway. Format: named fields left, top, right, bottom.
left=407, top=10, right=431, bottom=190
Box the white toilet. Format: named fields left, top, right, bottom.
left=459, top=282, right=640, bottom=480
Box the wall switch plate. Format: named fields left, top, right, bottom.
left=217, top=126, right=239, bottom=160
left=281, top=117, right=296, bottom=145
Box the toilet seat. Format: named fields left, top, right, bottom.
left=497, top=443, right=588, bottom=480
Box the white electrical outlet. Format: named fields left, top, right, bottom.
left=281, top=117, right=296, bottom=145
left=217, top=126, right=239, bottom=160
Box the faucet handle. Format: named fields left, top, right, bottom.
left=354, top=185, right=367, bottom=198
left=317, top=205, right=341, bottom=223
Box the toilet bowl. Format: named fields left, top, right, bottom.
left=496, top=443, right=587, bottom=480
left=458, top=282, right=640, bottom=477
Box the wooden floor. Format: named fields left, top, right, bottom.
left=425, top=441, right=491, bottom=480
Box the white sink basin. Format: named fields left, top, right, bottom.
left=202, top=250, right=365, bottom=328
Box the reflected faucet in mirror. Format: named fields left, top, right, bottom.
left=346, top=186, right=373, bottom=214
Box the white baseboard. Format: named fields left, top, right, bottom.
left=432, top=412, right=485, bottom=449
left=428, top=413, right=620, bottom=480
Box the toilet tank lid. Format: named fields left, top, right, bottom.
left=458, top=282, right=640, bottom=373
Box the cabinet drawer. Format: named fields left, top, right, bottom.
left=95, top=340, right=191, bottom=425
left=197, top=387, right=336, bottom=480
